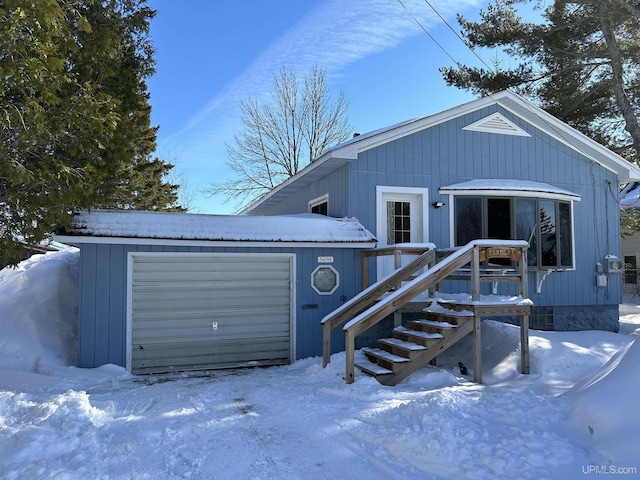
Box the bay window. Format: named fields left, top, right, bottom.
left=453, top=196, right=574, bottom=269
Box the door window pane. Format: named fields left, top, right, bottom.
left=540, top=200, right=557, bottom=267
left=387, top=201, right=411, bottom=245
left=455, top=197, right=482, bottom=246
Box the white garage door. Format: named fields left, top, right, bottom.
left=129, top=253, right=293, bottom=374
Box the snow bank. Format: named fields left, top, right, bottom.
left=1, top=249, right=639, bottom=478
left=439, top=320, right=628, bottom=394
left=0, top=250, right=79, bottom=376
left=564, top=337, right=640, bottom=466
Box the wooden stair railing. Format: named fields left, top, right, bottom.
left=321, top=246, right=436, bottom=368
left=336, top=240, right=531, bottom=384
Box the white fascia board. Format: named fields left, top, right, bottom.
left=493, top=91, right=640, bottom=181
left=53, top=234, right=377, bottom=249
left=239, top=150, right=355, bottom=214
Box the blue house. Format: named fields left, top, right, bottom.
left=56, top=90, right=640, bottom=379
left=243, top=90, right=640, bottom=333
left=55, top=212, right=376, bottom=373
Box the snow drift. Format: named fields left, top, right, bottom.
left=0, top=249, right=79, bottom=375
left=0, top=250, right=638, bottom=478
left=565, top=337, right=640, bottom=466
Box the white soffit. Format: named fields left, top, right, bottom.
left=462, top=112, right=531, bottom=137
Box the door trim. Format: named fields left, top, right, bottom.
left=375, top=186, right=429, bottom=280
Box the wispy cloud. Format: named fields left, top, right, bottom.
left=157, top=0, right=483, bottom=211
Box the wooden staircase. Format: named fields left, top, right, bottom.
left=357, top=301, right=474, bottom=385
left=321, top=240, right=533, bottom=385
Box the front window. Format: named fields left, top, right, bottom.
left=454, top=196, right=573, bottom=269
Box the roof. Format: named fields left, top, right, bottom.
left=54, top=210, right=377, bottom=247
left=440, top=179, right=582, bottom=201
left=243, top=90, right=640, bottom=215
left=620, top=182, right=640, bottom=207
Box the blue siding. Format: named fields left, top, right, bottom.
left=250, top=165, right=351, bottom=218
left=77, top=243, right=363, bottom=368
left=255, top=104, right=624, bottom=325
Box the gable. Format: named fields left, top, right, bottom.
left=243, top=90, right=640, bottom=215
left=462, top=112, right=531, bottom=137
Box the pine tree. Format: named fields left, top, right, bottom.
left=0, top=0, right=181, bottom=266
left=441, top=0, right=640, bottom=161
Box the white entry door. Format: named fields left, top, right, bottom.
left=376, top=187, right=428, bottom=280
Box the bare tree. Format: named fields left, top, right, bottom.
left=208, top=66, right=352, bottom=210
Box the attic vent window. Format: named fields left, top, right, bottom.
left=463, top=113, right=531, bottom=137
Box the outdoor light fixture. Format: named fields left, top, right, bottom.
left=432, top=201, right=445, bottom=208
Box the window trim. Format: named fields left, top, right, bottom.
left=311, top=265, right=339, bottom=295
left=446, top=192, right=577, bottom=271
left=308, top=194, right=329, bottom=216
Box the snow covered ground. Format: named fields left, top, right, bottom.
left=1, top=250, right=639, bottom=479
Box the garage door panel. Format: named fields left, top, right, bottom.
left=132, top=300, right=290, bottom=316
left=133, top=318, right=290, bottom=341
left=132, top=338, right=290, bottom=373
left=133, top=340, right=290, bottom=361
left=134, top=281, right=289, bottom=299
left=130, top=254, right=293, bottom=374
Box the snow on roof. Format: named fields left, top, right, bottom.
left=620, top=181, right=640, bottom=207
left=440, top=179, right=581, bottom=200
left=57, top=210, right=377, bottom=245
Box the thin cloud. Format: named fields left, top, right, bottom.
left=159, top=0, right=482, bottom=157
left=156, top=0, right=484, bottom=213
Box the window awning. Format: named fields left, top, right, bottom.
left=439, top=179, right=581, bottom=201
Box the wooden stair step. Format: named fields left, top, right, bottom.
left=362, top=347, right=410, bottom=372
left=423, top=303, right=474, bottom=324
left=375, top=320, right=476, bottom=386
left=362, top=347, right=411, bottom=363
left=413, top=319, right=459, bottom=328
left=422, top=311, right=465, bottom=324
left=409, top=318, right=464, bottom=336
left=379, top=337, right=427, bottom=351
left=430, top=299, right=475, bottom=312
left=394, top=325, right=444, bottom=344
left=355, top=360, right=394, bottom=377
left=378, top=338, right=426, bottom=360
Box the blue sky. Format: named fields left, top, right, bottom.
left=147, top=0, right=494, bottom=213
